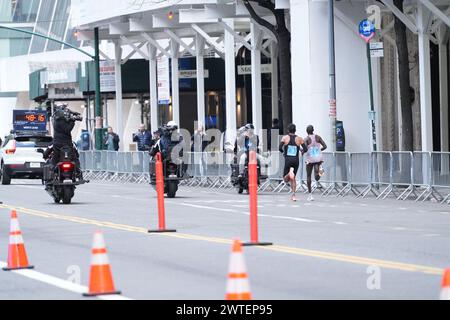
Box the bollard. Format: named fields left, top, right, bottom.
left=243, top=151, right=272, bottom=247
left=148, top=153, right=177, bottom=233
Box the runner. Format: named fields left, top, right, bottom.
left=279, top=124, right=307, bottom=202
left=304, top=125, right=327, bottom=201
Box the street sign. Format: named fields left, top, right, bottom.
left=157, top=56, right=171, bottom=105
left=370, top=42, right=384, bottom=58
left=329, top=99, right=337, bottom=119
left=99, top=61, right=116, bottom=92
left=370, top=49, right=384, bottom=58
left=237, top=64, right=272, bottom=75
left=359, top=19, right=375, bottom=43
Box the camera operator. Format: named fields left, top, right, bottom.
left=48, top=104, right=83, bottom=178
left=150, top=121, right=182, bottom=160
left=234, top=124, right=260, bottom=177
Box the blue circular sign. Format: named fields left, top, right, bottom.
left=359, top=19, right=375, bottom=42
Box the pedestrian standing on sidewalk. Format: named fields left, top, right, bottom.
left=304, top=125, right=327, bottom=202
left=104, top=127, right=120, bottom=151
left=279, top=124, right=307, bottom=202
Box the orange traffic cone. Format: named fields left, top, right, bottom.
left=440, top=268, right=450, bottom=300
left=83, top=231, right=121, bottom=297
left=3, top=210, right=34, bottom=271
left=225, top=239, right=252, bottom=300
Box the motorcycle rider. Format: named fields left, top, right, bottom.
left=232, top=124, right=261, bottom=192
left=45, top=104, right=83, bottom=180
left=149, top=121, right=182, bottom=159
left=149, top=121, right=188, bottom=182
left=235, top=124, right=259, bottom=170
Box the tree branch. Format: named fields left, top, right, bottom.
left=242, top=0, right=277, bottom=37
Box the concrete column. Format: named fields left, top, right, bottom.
left=224, top=18, right=237, bottom=145
left=417, top=4, right=433, bottom=152
left=439, top=25, right=449, bottom=152
left=114, top=41, right=123, bottom=149
left=196, top=35, right=206, bottom=127
left=271, top=41, right=279, bottom=121
left=171, top=40, right=180, bottom=126
left=251, top=21, right=263, bottom=135
left=148, top=43, right=158, bottom=133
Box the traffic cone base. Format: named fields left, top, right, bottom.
left=83, top=290, right=121, bottom=297
left=3, top=266, right=34, bottom=271
left=242, top=242, right=273, bottom=247
left=148, top=229, right=177, bottom=233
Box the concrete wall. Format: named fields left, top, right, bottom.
left=290, top=0, right=375, bottom=152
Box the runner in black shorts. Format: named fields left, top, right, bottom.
left=279, top=124, right=307, bottom=202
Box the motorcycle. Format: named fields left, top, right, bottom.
left=231, top=157, right=262, bottom=194
left=43, top=145, right=87, bottom=204
left=149, top=156, right=188, bottom=198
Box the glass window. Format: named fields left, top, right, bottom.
left=0, top=27, right=32, bottom=57
left=12, top=0, right=40, bottom=23
left=29, top=0, right=56, bottom=54
left=47, top=0, right=70, bottom=51
left=0, top=0, right=13, bottom=22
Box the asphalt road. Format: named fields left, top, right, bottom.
left=0, top=179, right=449, bottom=300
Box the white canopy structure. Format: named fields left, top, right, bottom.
left=75, top=0, right=282, bottom=147
left=74, top=0, right=450, bottom=152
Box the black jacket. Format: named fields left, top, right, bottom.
left=53, top=118, right=75, bottom=146
left=104, top=133, right=120, bottom=151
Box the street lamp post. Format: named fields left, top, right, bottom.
left=0, top=24, right=103, bottom=150
left=94, top=28, right=103, bottom=150
left=328, top=0, right=337, bottom=152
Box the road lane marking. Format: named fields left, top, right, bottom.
left=0, top=204, right=444, bottom=276
left=333, top=222, right=348, bottom=225
left=179, top=203, right=320, bottom=223
left=0, top=261, right=132, bottom=300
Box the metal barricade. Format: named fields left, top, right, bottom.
left=77, top=149, right=450, bottom=205
left=338, top=153, right=372, bottom=197
left=371, top=152, right=393, bottom=199
left=430, top=152, right=450, bottom=204
left=198, top=152, right=221, bottom=188
left=258, top=152, right=283, bottom=192
left=333, top=152, right=351, bottom=196
left=411, top=152, right=432, bottom=201
left=391, top=152, right=414, bottom=200
left=318, top=152, right=338, bottom=196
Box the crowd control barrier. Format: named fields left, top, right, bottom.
left=79, top=151, right=450, bottom=204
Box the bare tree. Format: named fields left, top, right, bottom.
left=243, top=0, right=292, bottom=132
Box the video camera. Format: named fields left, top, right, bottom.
left=160, top=123, right=178, bottom=137
left=53, top=105, right=83, bottom=122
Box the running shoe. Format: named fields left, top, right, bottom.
left=319, top=165, right=325, bottom=177
left=291, top=194, right=297, bottom=202
left=307, top=194, right=314, bottom=202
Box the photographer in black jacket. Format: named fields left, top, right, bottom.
left=46, top=104, right=83, bottom=178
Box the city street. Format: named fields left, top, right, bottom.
left=0, top=180, right=449, bottom=300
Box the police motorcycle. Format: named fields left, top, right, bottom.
left=43, top=105, right=88, bottom=204
left=231, top=124, right=262, bottom=194
left=149, top=121, right=190, bottom=198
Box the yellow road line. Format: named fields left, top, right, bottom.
left=0, top=204, right=444, bottom=276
